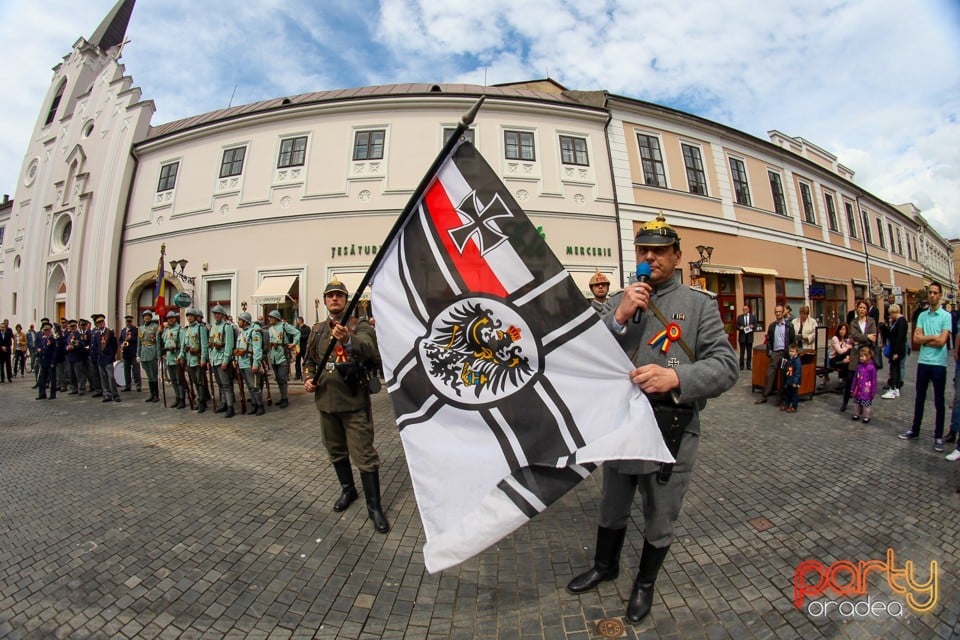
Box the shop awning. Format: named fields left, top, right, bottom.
left=812, top=275, right=848, bottom=285
left=700, top=263, right=742, bottom=275
left=252, top=275, right=297, bottom=303
left=742, top=266, right=778, bottom=276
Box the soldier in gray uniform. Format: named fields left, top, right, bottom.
left=236, top=312, right=266, bottom=416
left=138, top=309, right=161, bottom=403
left=208, top=305, right=237, bottom=418
left=161, top=310, right=186, bottom=409
left=588, top=269, right=612, bottom=314
left=179, top=308, right=210, bottom=413
left=266, top=309, right=300, bottom=408
left=304, top=278, right=389, bottom=533
left=567, top=213, right=738, bottom=623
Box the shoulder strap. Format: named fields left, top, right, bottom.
left=647, top=301, right=696, bottom=362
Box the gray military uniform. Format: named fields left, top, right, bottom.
left=303, top=315, right=380, bottom=471
left=590, top=297, right=611, bottom=314
left=599, top=273, right=738, bottom=546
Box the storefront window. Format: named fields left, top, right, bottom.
left=775, top=278, right=805, bottom=316
left=812, top=283, right=847, bottom=331
left=742, top=275, right=764, bottom=326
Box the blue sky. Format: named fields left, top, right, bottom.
left=1, top=0, right=958, bottom=242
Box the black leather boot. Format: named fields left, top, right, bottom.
left=145, top=381, right=154, bottom=402
left=840, top=375, right=852, bottom=412
left=225, top=405, right=235, bottom=418
left=360, top=470, right=390, bottom=533
left=332, top=460, right=358, bottom=512
left=626, top=540, right=670, bottom=624
left=255, top=403, right=265, bottom=416
left=566, top=526, right=627, bottom=593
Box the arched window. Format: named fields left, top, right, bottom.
left=137, top=285, right=155, bottom=317
left=45, top=79, right=67, bottom=127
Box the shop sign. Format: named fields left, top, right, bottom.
left=566, top=246, right=613, bottom=257
left=330, top=244, right=379, bottom=259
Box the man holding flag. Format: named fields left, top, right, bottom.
left=566, top=213, right=737, bottom=623
left=303, top=278, right=388, bottom=534
left=367, top=118, right=675, bottom=576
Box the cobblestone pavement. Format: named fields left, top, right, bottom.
left=1, top=355, right=958, bottom=639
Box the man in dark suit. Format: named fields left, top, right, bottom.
left=755, top=304, right=796, bottom=404
left=295, top=316, right=310, bottom=380
left=735, top=305, right=756, bottom=370
left=0, top=320, right=14, bottom=382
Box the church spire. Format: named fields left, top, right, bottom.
left=89, top=0, right=136, bottom=53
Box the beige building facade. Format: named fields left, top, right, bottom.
left=119, top=85, right=618, bottom=324
left=601, top=93, right=953, bottom=344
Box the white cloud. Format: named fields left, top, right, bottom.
left=0, top=0, right=957, bottom=243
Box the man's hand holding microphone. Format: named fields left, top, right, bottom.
left=614, top=262, right=652, bottom=326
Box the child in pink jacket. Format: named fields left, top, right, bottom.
left=851, top=346, right=878, bottom=423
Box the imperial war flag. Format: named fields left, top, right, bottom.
left=371, top=140, right=672, bottom=573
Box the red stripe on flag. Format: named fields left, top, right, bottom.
left=424, top=180, right=508, bottom=297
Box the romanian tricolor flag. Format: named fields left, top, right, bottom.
left=154, top=243, right=166, bottom=317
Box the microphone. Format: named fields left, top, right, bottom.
left=633, top=262, right=652, bottom=323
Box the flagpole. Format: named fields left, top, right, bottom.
left=312, top=95, right=485, bottom=385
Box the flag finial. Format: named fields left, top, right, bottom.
left=461, top=96, right=485, bottom=128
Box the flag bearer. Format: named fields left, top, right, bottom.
left=566, top=213, right=737, bottom=623
left=304, top=278, right=389, bottom=533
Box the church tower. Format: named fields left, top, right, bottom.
left=2, top=0, right=154, bottom=325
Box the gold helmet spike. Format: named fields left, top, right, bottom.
left=323, top=275, right=349, bottom=296
left=634, top=211, right=681, bottom=247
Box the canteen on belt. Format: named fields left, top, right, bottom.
left=113, top=361, right=127, bottom=386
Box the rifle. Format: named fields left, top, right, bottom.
left=159, top=359, right=167, bottom=408
left=178, top=361, right=195, bottom=410
left=233, top=362, right=247, bottom=415
left=260, top=357, right=274, bottom=406
left=208, top=364, right=219, bottom=412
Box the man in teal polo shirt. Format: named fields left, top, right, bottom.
left=899, top=282, right=953, bottom=451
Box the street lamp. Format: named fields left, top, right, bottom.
left=689, top=245, right=714, bottom=277
left=170, top=259, right=195, bottom=287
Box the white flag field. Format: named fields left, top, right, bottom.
left=370, top=140, right=672, bottom=573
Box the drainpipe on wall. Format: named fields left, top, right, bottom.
left=599, top=95, right=625, bottom=288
